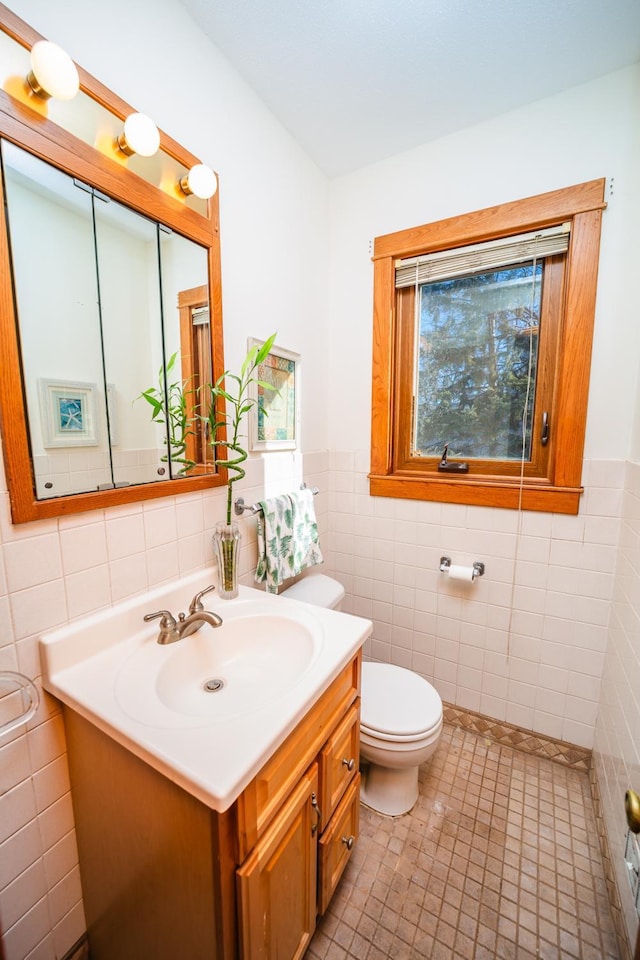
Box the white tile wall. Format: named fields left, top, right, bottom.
left=0, top=444, right=631, bottom=956
left=0, top=445, right=329, bottom=959
left=593, top=458, right=640, bottom=948
left=327, top=451, right=622, bottom=750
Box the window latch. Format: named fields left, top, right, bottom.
left=541, top=412, right=549, bottom=446
left=437, top=444, right=469, bottom=473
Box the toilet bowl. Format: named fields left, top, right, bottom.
left=280, top=574, right=444, bottom=817
left=359, top=661, right=442, bottom=816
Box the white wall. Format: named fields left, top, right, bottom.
left=327, top=65, right=640, bottom=459
left=0, top=1, right=330, bottom=957
left=0, top=2, right=638, bottom=955
left=593, top=143, right=640, bottom=943
left=324, top=64, right=640, bottom=730
left=594, top=460, right=640, bottom=947
left=322, top=70, right=638, bottom=744
left=325, top=64, right=640, bottom=949
left=9, top=0, right=332, bottom=455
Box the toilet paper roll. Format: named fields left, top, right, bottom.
left=447, top=564, right=475, bottom=582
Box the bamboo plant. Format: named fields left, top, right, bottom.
left=137, top=351, right=196, bottom=476
left=205, top=333, right=278, bottom=597
left=206, top=332, right=278, bottom=524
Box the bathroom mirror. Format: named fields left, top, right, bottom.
left=0, top=6, right=225, bottom=522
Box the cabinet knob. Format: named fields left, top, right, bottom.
left=310, top=792, right=322, bottom=836
left=342, top=757, right=355, bottom=772
left=341, top=835, right=355, bottom=851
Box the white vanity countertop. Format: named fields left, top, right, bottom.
left=39, top=569, right=371, bottom=813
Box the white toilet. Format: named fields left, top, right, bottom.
left=280, top=574, right=444, bottom=817
left=359, top=661, right=443, bottom=815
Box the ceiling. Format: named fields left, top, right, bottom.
left=179, top=0, right=640, bottom=178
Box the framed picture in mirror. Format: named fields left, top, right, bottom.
left=248, top=339, right=300, bottom=452
left=39, top=379, right=98, bottom=447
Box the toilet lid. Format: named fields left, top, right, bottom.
left=361, top=662, right=443, bottom=738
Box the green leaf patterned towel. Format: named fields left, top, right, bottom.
left=255, top=489, right=323, bottom=593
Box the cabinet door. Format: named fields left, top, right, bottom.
left=319, top=702, right=360, bottom=830
left=237, top=763, right=319, bottom=960
left=318, top=773, right=361, bottom=916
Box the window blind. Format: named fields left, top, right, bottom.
left=192, top=306, right=209, bottom=326
left=395, top=222, right=571, bottom=288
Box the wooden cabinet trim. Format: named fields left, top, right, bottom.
left=318, top=773, right=361, bottom=916
left=236, top=655, right=360, bottom=861
left=319, top=702, right=360, bottom=831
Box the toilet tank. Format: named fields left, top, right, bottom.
left=280, top=574, right=345, bottom=610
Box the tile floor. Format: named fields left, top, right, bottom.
left=309, top=724, right=620, bottom=960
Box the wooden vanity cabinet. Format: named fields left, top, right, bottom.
left=64, top=651, right=361, bottom=960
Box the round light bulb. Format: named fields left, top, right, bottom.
left=117, top=113, right=160, bottom=158
left=180, top=164, right=218, bottom=200
left=28, top=40, right=80, bottom=101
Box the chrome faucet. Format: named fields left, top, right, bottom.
left=143, top=585, right=223, bottom=644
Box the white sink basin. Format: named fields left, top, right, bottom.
left=115, top=603, right=321, bottom=726
left=39, top=571, right=371, bottom=811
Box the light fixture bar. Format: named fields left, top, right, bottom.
left=27, top=40, right=80, bottom=101
left=179, top=164, right=218, bottom=200
left=116, top=113, right=160, bottom=158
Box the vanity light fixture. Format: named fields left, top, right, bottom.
left=27, top=40, right=80, bottom=101
left=116, top=113, right=161, bottom=158
left=179, top=164, right=218, bottom=200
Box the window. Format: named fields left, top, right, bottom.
left=179, top=284, right=214, bottom=473
left=370, top=180, right=606, bottom=514
left=415, top=263, right=543, bottom=461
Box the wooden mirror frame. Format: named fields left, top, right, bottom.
left=0, top=4, right=226, bottom=523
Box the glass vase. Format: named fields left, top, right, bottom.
left=213, top=520, right=241, bottom=600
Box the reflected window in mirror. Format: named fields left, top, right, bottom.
left=177, top=284, right=213, bottom=473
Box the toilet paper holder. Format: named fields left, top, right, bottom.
left=439, top=556, right=485, bottom=580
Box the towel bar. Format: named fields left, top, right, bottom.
left=234, top=486, right=319, bottom=517
left=0, top=671, right=39, bottom=738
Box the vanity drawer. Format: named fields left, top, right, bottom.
left=236, top=654, right=361, bottom=860
left=319, top=702, right=359, bottom=830
left=318, top=772, right=360, bottom=916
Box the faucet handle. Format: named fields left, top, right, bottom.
left=143, top=609, right=177, bottom=627
left=143, top=609, right=181, bottom=644
left=188, top=584, right=216, bottom=615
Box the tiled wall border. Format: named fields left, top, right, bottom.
left=443, top=702, right=592, bottom=772
left=589, top=764, right=634, bottom=960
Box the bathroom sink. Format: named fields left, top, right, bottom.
left=114, top=601, right=322, bottom=727
left=39, top=572, right=372, bottom=810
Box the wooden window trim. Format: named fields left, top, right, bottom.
left=369, top=180, right=606, bottom=514
left=179, top=284, right=214, bottom=475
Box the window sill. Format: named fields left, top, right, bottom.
left=368, top=473, right=582, bottom=514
